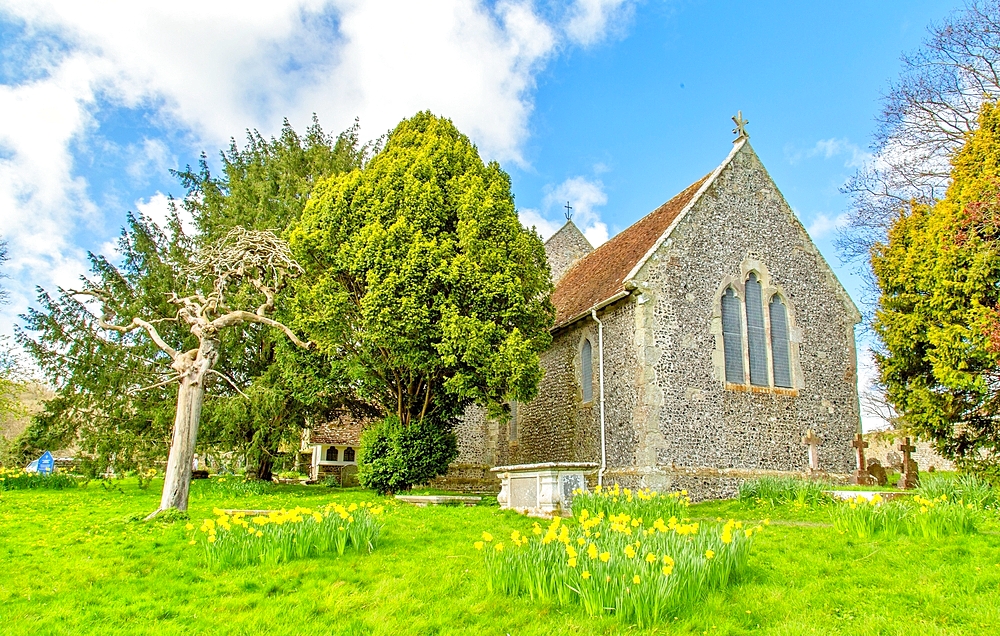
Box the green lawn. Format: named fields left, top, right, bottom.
left=1, top=479, right=998, bottom=635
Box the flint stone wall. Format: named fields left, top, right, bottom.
left=627, top=144, right=860, bottom=478
left=544, top=222, right=594, bottom=283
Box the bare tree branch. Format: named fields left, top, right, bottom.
left=207, top=368, right=250, bottom=399
left=211, top=310, right=311, bottom=349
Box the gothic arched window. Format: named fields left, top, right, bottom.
left=721, top=287, right=745, bottom=384
left=581, top=338, right=594, bottom=402
left=769, top=295, right=792, bottom=388
left=325, top=446, right=338, bottom=462
left=343, top=447, right=356, bottom=463
left=745, top=273, right=768, bottom=386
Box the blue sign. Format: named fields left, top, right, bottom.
left=36, top=451, right=54, bottom=475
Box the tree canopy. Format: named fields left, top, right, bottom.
left=841, top=1, right=1000, bottom=267
left=16, top=119, right=367, bottom=478
left=289, top=111, right=554, bottom=430
left=873, top=99, right=1000, bottom=472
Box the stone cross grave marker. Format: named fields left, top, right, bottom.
left=801, top=429, right=822, bottom=471
left=851, top=433, right=873, bottom=485
left=897, top=437, right=919, bottom=489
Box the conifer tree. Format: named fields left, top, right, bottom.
left=873, top=100, right=1000, bottom=472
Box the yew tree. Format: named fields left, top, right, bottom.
left=289, top=112, right=554, bottom=488
left=873, top=100, right=1000, bottom=472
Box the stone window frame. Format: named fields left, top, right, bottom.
left=318, top=444, right=357, bottom=466
left=577, top=333, right=596, bottom=406
left=711, top=257, right=802, bottom=395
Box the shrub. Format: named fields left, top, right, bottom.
left=357, top=416, right=457, bottom=495
left=738, top=477, right=830, bottom=507
left=477, top=511, right=764, bottom=627
left=0, top=466, right=83, bottom=490
left=191, top=502, right=385, bottom=568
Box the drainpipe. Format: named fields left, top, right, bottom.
left=591, top=308, right=606, bottom=487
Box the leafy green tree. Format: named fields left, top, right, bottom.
left=873, top=100, right=1000, bottom=473
left=289, top=111, right=554, bottom=491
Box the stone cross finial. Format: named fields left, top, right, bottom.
left=732, top=111, right=749, bottom=142
left=564, top=201, right=573, bottom=221
left=802, top=429, right=823, bottom=471
left=850, top=433, right=873, bottom=485
left=898, top=436, right=919, bottom=489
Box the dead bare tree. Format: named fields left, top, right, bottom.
left=75, top=227, right=309, bottom=518
left=839, top=1, right=1000, bottom=266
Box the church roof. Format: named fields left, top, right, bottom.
left=308, top=413, right=368, bottom=446
left=551, top=174, right=710, bottom=327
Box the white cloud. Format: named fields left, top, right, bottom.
left=858, top=346, right=893, bottom=433
left=0, top=1, right=635, bottom=336
left=518, top=207, right=562, bottom=240
left=135, top=191, right=196, bottom=237
left=789, top=137, right=872, bottom=169
left=125, top=138, right=174, bottom=182
left=517, top=175, right=610, bottom=246
left=806, top=212, right=849, bottom=239
left=565, top=0, right=634, bottom=46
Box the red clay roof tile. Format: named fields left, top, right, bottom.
left=309, top=413, right=369, bottom=446
left=551, top=175, right=709, bottom=327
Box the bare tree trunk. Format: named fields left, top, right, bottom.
left=148, top=339, right=219, bottom=518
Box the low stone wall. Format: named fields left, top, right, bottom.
left=864, top=432, right=955, bottom=472
left=430, top=463, right=501, bottom=494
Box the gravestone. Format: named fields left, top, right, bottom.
left=341, top=464, right=360, bottom=488
left=884, top=451, right=903, bottom=472
left=866, top=458, right=888, bottom=486
left=801, top=429, right=823, bottom=471
left=897, top=437, right=919, bottom=489
left=851, top=434, right=873, bottom=485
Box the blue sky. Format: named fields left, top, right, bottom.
left=0, top=1, right=963, bottom=424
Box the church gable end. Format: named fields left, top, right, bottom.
left=626, top=140, right=860, bottom=495
left=543, top=220, right=594, bottom=284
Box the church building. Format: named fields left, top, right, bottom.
left=443, top=126, right=862, bottom=499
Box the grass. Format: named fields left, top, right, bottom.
left=1, top=477, right=999, bottom=635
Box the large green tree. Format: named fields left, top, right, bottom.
left=873, top=99, right=1000, bottom=472
left=289, top=112, right=554, bottom=489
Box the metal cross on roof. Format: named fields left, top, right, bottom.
left=564, top=201, right=573, bottom=220
left=732, top=111, right=749, bottom=142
